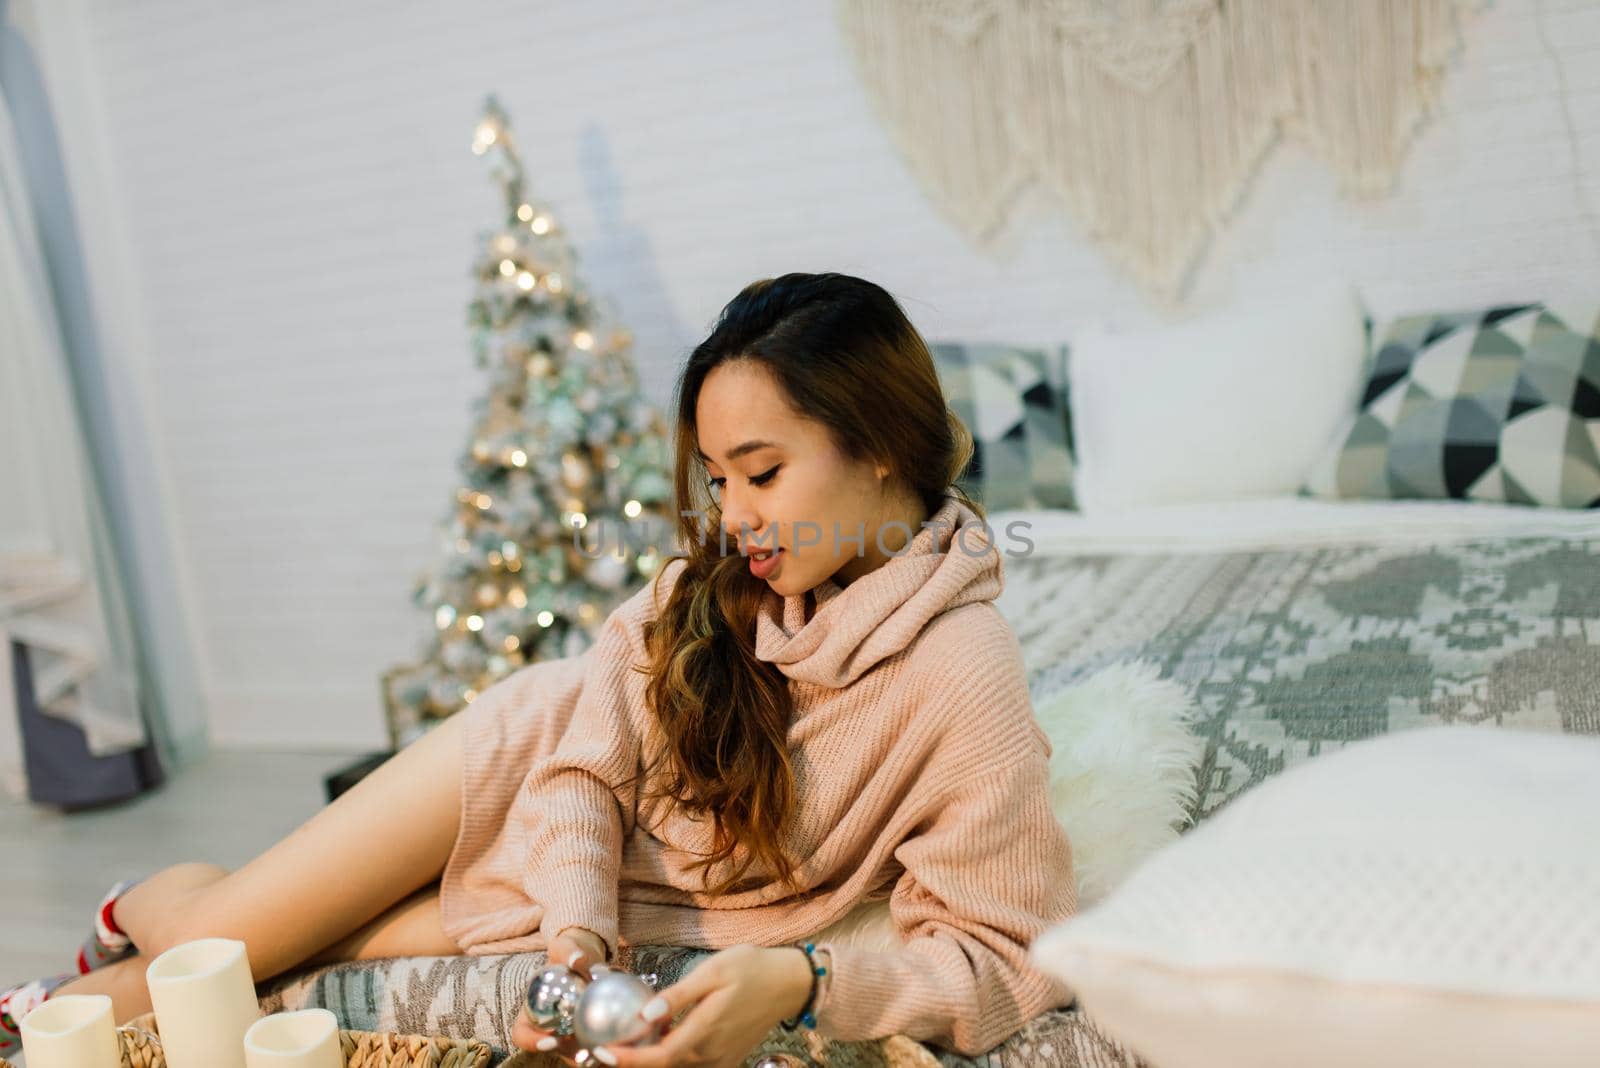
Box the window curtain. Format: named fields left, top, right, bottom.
left=0, top=59, right=162, bottom=805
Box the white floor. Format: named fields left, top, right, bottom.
left=1, top=750, right=359, bottom=989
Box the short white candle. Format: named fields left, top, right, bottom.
left=18, top=993, right=120, bottom=1068
left=244, top=1008, right=342, bottom=1068
left=145, top=937, right=261, bottom=1068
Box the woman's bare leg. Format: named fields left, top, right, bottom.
left=60, top=884, right=459, bottom=1021
left=53, top=957, right=149, bottom=1022
left=305, top=883, right=457, bottom=965
left=54, top=711, right=467, bottom=1022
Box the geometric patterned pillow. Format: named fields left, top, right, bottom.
left=930, top=341, right=1078, bottom=510
left=1302, top=301, right=1600, bottom=508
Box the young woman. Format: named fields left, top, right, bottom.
left=1, top=273, right=1078, bottom=1067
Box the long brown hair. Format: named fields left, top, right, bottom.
left=633, top=273, right=982, bottom=898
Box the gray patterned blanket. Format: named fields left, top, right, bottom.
left=1002, top=536, right=1600, bottom=824
left=259, top=535, right=1600, bottom=1066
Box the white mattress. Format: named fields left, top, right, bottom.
left=984, top=497, right=1600, bottom=556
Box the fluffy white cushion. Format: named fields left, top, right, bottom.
left=1030, top=725, right=1600, bottom=1068
left=1036, top=660, right=1202, bottom=907
left=1070, top=280, right=1368, bottom=512
left=801, top=661, right=1203, bottom=950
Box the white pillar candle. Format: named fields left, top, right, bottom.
left=18, top=994, right=121, bottom=1068
left=145, top=937, right=261, bottom=1068
left=244, top=1009, right=343, bottom=1068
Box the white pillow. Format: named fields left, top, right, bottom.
left=1070, top=280, right=1368, bottom=512
left=1030, top=725, right=1600, bottom=1068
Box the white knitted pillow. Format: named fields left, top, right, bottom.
left=1030, top=725, right=1600, bottom=1068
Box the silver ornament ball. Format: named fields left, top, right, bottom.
left=572, top=970, right=666, bottom=1049
left=526, top=964, right=588, bottom=1037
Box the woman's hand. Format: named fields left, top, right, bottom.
left=512, top=926, right=612, bottom=1063
left=593, top=943, right=815, bottom=1068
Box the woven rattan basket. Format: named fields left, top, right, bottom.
left=3, top=1011, right=492, bottom=1068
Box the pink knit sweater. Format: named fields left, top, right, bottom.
left=438, top=493, right=1078, bottom=1056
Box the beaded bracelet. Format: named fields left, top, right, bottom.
left=779, top=942, right=828, bottom=1031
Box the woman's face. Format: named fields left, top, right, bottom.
left=694, top=359, right=920, bottom=596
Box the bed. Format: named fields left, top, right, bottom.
left=258, top=497, right=1600, bottom=1066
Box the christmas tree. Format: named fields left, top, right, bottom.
left=382, top=95, right=677, bottom=749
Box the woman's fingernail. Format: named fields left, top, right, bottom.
left=594, top=1048, right=618, bottom=1066
left=567, top=950, right=585, bottom=968
left=639, top=996, right=668, bottom=1022
left=536, top=1036, right=559, bottom=1051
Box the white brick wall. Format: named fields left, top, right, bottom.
left=57, top=0, right=1600, bottom=747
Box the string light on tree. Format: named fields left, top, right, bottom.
left=382, top=93, right=678, bottom=748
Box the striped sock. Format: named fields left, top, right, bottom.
left=76, top=877, right=142, bottom=975
left=0, top=973, right=74, bottom=1055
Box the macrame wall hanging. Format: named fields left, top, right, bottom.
left=836, top=0, right=1486, bottom=302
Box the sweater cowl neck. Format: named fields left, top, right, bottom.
left=752, top=491, right=1003, bottom=688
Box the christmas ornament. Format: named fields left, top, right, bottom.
left=524, top=965, right=667, bottom=1051
left=573, top=970, right=668, bottom=1049
left=581, top=551, right=629, bottom=592
left=526, top=963, right=587, bottom=1037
